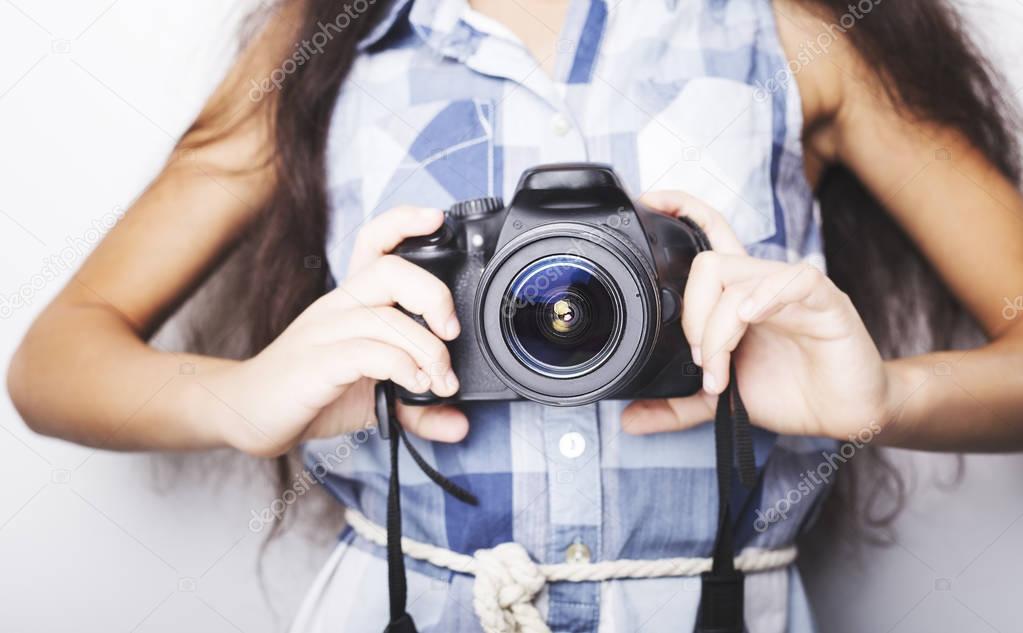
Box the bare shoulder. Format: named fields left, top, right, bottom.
left=770, top=0, right=877, bottom=173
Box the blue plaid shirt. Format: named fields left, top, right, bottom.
left=300, top=0, right=833, bottom=630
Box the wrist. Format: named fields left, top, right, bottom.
left=178, top=356, right=246, bottom=451
left=877, top=359, right=927, bottom=446
left=194, top=356, right=295, bottom=458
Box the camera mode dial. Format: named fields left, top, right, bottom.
left=448, top=197, right=504, bottom=219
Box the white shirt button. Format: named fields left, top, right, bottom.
left=559, top=431, right=586, bottom=459
left=551, top=113, right=572, bottom=137
left=565, top=540, right=591, bottom=564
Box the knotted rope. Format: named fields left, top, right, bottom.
left=344, top=508, right=796, bottom=633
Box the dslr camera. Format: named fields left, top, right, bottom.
left=394, top=163, right=707, bottom=407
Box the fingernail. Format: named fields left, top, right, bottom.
left=703, top=371, right=718, bottom=394
left=446, top=369, right=460, bottom=394
left=692, top=345, right=702, bottom=367
left=446, top=313, right=461, bottom=340
left=738, top=298, right=756, bottom=321
left=424, top=207, right=443, bottom=221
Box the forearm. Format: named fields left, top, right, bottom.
left=881, top=330, right=1023, bottom=452
left=7, top=303, right=238, bottom=451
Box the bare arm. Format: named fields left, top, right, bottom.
left=778, top=1, right=1023, bottom=451
left=625, top=4, right=1023, bottom=450
left=7, top=7, right=468, bottom=455
left=4, top=19, right=286, bottom=450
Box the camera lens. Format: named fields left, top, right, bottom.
left=477, top=226, right=661, bottom=405
left=502, top=255, right=623, bottom=376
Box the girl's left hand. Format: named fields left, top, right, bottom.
left=622, top=191, right=892, bottom=441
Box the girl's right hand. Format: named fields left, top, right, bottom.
left=205, top=206, right=468, bottom=457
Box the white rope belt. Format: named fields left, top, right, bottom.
left=344, top=508, right=796, bottom=633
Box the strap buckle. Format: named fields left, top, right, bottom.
left=695, top=570, right=746, bottom=633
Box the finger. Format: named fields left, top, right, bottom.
left=397, top=403, right=469, bottom=443
left=348, top=206, right=444, bottom=273
left=682, top=252, right=783, bottom=360
left=700, top=284, right=754, bottom=395
left=739, top=263, right=832, bottom=324
left=639, top=191, right=746, bottom=255
left=621, top=395, right=716, bottom=435
left=334, top=255, right=460, bottom=341
left=332, top=307, right=456, bottom=397
left=319, top=339, right=432, bottom=395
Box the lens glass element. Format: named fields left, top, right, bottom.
left=502, top=255, right=623, bottom=377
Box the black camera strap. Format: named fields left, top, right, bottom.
left=374, top=364, right=756, bottom=633
left=679, top=216, right=761, bottom=629
left=680, top=216, right=757, bottom=631
left=375, top=381, right=478, bottom=633
left=695, top=363, right=757, bottom=633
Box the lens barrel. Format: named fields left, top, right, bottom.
left=475, top=222, right=659, bottom=406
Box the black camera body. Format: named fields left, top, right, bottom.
left=394, top=163, right=707, bottom=407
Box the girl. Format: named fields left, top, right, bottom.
left=8, top=0, right=1023, bottom=630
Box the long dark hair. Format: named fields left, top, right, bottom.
left=181, top=0, right=1019, bottom=540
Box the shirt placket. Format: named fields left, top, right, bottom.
left=542, top=404, right=603, bottom=632
left=427, top=5, right=604, bottom=629
left=459, top=28, right=590, bottom=166
left=464, top=35, right=602, bottom=633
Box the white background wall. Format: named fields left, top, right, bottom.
left=1, top=1, right=1021, bottom=632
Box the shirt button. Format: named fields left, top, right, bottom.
left=551, top=113, right=572, bottom=137
left=558, top=431, right=586, bottom=458
left=565, top=540, right=592, bottom=564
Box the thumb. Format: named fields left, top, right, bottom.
left=621, top=394, right=716, bottom=435
left=398, top=403, right=469, bottom=443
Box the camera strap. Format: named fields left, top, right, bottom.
left=375, top=381, right=479, bottom=633
left=374, top=364, right=756, bottom=633
left=680, top=215, right=758, bottom=632
left=695, top=363, right=757, bottom=633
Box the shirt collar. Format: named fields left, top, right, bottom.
left=357, top=0, right=415, bottom=52
left=357, top=0, right=492, bottom=59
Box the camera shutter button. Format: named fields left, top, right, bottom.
left=660, top=288, right=682, bottom=324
